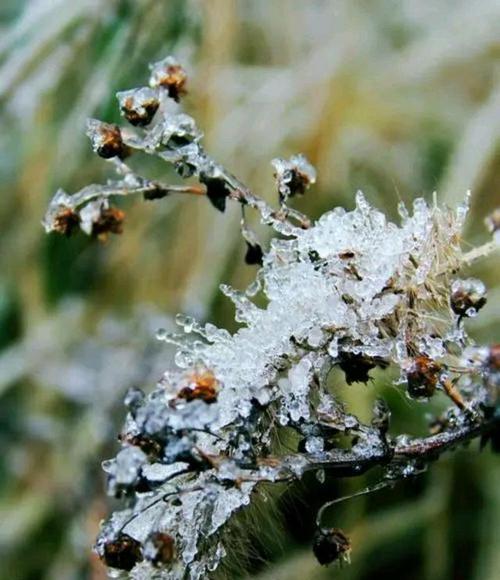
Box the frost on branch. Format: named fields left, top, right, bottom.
left=42, top=57, right=499, bottom=578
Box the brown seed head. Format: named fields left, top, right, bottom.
left=92, top=207, right=125, bottom=241
left=178, top=370, right=219, bottom=404
left=53, top=208, right=80, bottom=236
left=101, top=534, right=143, bottom=571
left=92, top=122, right=128, bottom=159
left=121, top=95, right=160, bottom=127
left=406, top=355, right=441, bottom=399
left=313, top=527, right=351, bottom=566
left=150, top=60, right=187, bottom=102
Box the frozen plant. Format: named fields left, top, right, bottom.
left=43, top=56, right=499, bottom=578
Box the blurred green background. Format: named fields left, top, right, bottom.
left=0, top=1, right=499, bottom=579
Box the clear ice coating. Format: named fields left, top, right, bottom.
left=42, top=54, right=494, bottom=580
left=97, top=189, right=481, bottom=579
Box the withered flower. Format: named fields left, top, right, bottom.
left=406, top=355, right=441, bottom=399
left=52, top=207, right=80, bottom=236
left=178, top=370, right=219, bottom=404
left=100, top=534, right=143, bottom=571
left=92, top=207, right=125, bottom=241
left=117, top=88, right=160, bottom=127
left=86, top=119, right=129, bottom=159
left=149, top=56, right=187, bottom=102
left=313, top=527, right=351, bottom=566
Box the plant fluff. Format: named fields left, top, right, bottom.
left=43, top=56, right=499, bottom=578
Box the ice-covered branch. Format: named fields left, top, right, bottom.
left=42, top=55, right=499, bottom=579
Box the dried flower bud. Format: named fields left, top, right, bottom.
left=92, top=207, right=125, bottom=241
left=450, top=278, right=487, bottom=317
left=271, top=154, right=316, bottom=203
left=406, top=355, right=441, bottom=399
left=144, top=532, right=176, bottom=566
left=149, top=56, right=187, bottom=101
left=313, top=527, right=351, bottom=566
left=338, top=352, right=388, bottom=384
left=52, top=208, right=80, bottom=236
left=117, top=87, right=160, bottom=127
left=178, top=370, right=219, bottom=404
left=245, top=241, right=264, bottom=266
left=100, top=534, right=143, bottom=571
left=86, top=119, right=128, bottom=159
left=200, top=175, right=230, bottom=212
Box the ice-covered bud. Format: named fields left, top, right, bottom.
left=177, top=370, right=219, bottom=404
left=149, top=56, right=187, bottom=101
left=313, top=527, right=351, bottom=566
left=102, top=446, right=148, bottom=497
left=406, top=355, right=441, bottom=399
left=51, top=207, right=80, bottom=236
left=98, top=533, right=143, bottom=571
left=160, top=113, right=202, bottom=149
left=143, top=532, right=176, bottom=567
left=117, top=87, right=160, bottom=126
left=271, top=154, right=316, bottom=202
left=450, top=278, right=487, bottom=317
left=86, top=119, right=128, bottom=159
left=485, top=209, right=500, bottom=243
left=78, top=199, right=125, bottom=240
left=241, top=222, right=264, bottom=265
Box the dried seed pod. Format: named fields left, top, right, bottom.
left=149, top=56, right=187, bottom=101
left=144, top=532, right=176, bottom=567
left=313, top=527, right=351, bottom=566
left=178, top=370, right=219, bottom=404
left=52, top=208, right=80, bottom=236
left=271, top=154, right=316, bottom=203
left=91, top=207, right=125, bottom=241
left=117, top=87, right=160, bottom=126
left=245, top=241, right=264, bottom=266
left=86, top=119, right=128, bottom=159
left=337, top=351, right=388, bottom=384
left=406, top=355, right=441, bottom=399
left=200, top=175, right=230, bottom=212
left=100, top=534, right=143, bottom=571
left=450, top=278, right=487, bottom=317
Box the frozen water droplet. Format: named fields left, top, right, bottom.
left=176, top=313, right=194, bottom=332
left=156, top=327, right=168, bottom=340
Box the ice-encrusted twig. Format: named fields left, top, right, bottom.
left=42, top=55, right=499, bottom=579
